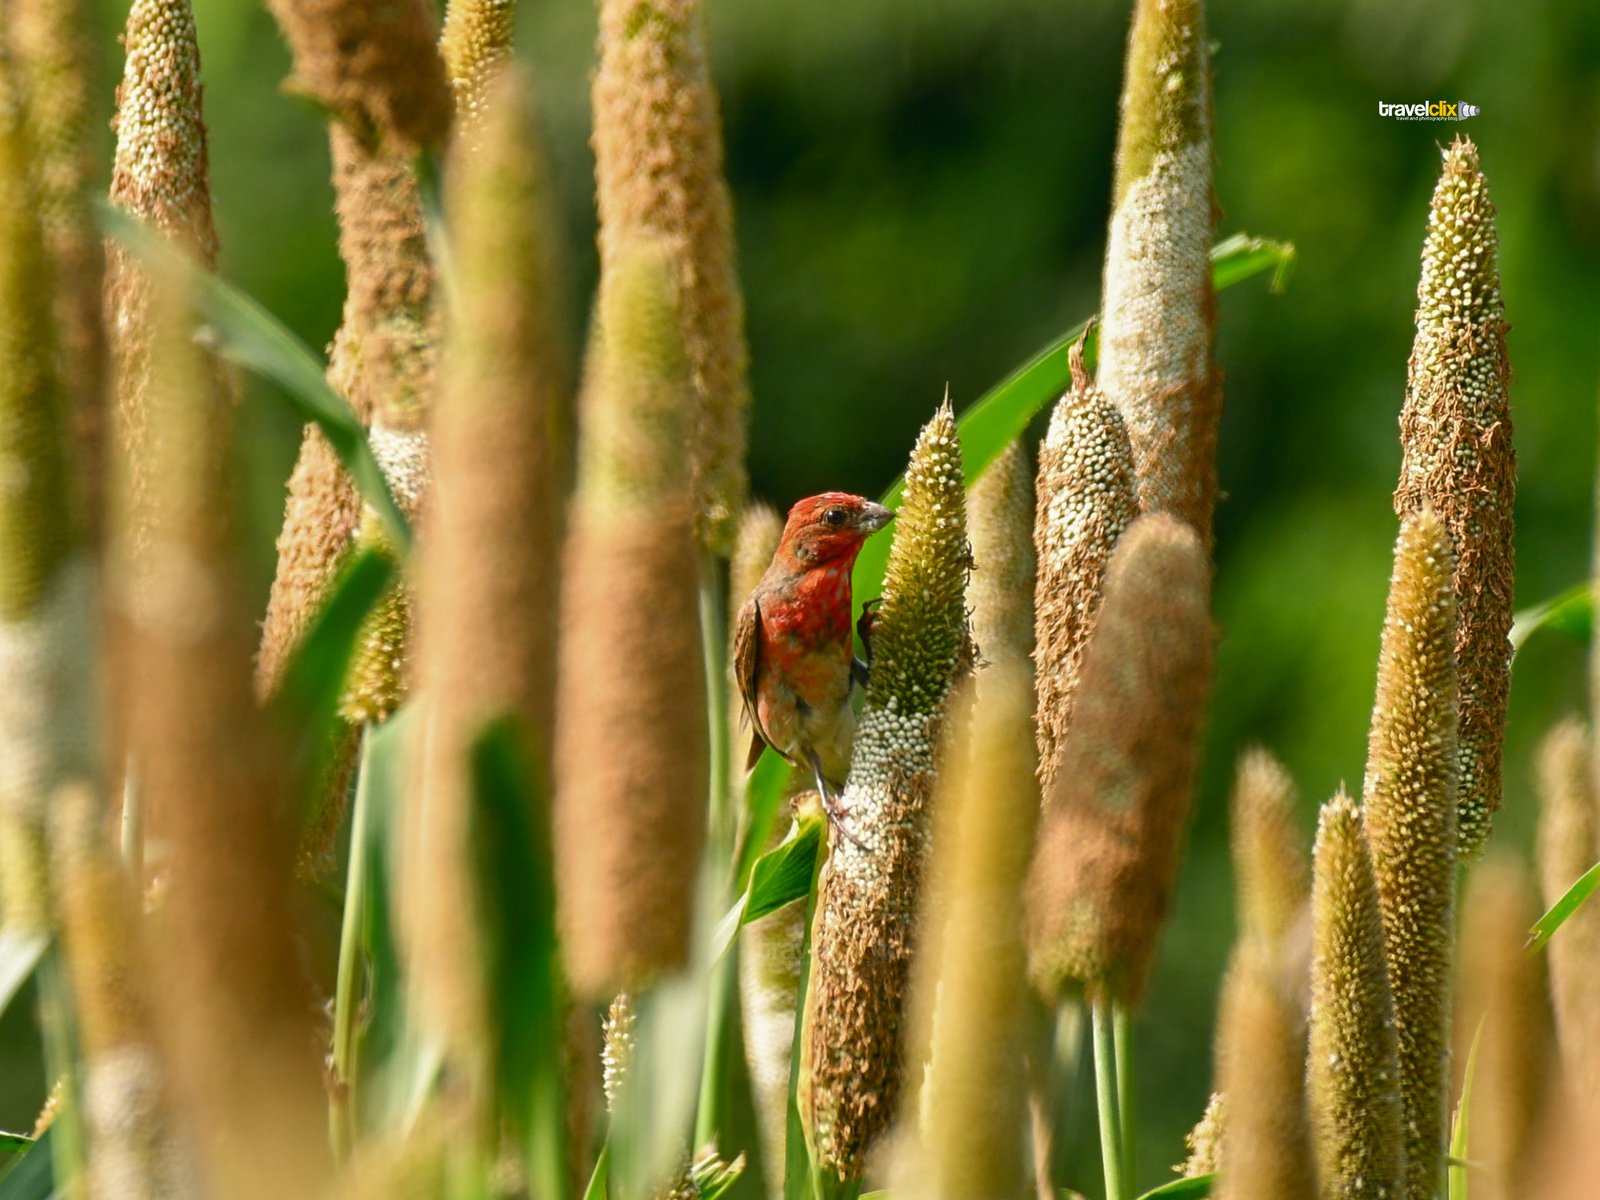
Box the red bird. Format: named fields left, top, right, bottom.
left=734, top=493, right=894, bottom=837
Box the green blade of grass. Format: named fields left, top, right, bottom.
left=97, top=202, right=411, bottom=552
left=0, top=1128, right=51, bottom=1197
left=848, top=232, right=1294, bottom=608
left=0, top=933, right=46, bottom=1022
left=1133, top=1176, right=1214, bottom=1200
left=1529, top=859, right=1600, bottom=951
left=714, top=811, right=826, bottom=961
left=1510, top=582, right=1591, bottom=657
left=1448, top=1018, right=1485, bottom=1200
left=468, top=718, right=567, bottom=1200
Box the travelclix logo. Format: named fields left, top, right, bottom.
left=1378, top=101, right=1480, bottom=121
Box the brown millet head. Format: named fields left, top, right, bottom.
left=1213, top=942, right=1316, bottom=1200
left=1361, top=507, right=1459, bottom=1200
left=1454, top=858, right=1549, bottom=1200
left=966, top=438, right=1036, bottom=670
left=1180, top=1092, right=1227, bottom=1179
left=1032, top=341, right=1140, bottom=792
left=1025, top=512, right=1214, bottom=1008
left=105, top=0, right=219, bottom=555
left=554, top=239, right=706, bottom=998
left=1394, top=136, right=1515, bottom=861
left=401, top=65, right=567, bottom=1072
left=1534, top=719, right=1600, bottom=1103
left=8, top=0, right=106, bottom=538
left=800, top=401, right=970, bottom=1183
left=593, top=0, right=750, bottom=553
left=1100, top=0, right=1220, bottom=541
left=1306, top=790, right=1404, bottom=1200
left=1230, top=746, right=1310, bottom=954
left=729, top=502, right=782, bottom=626
left=265, top=0, right=451, bottom=151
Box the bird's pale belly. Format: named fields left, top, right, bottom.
left=756, top=651, right=856, bottom=789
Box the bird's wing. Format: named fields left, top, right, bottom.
left=733, top=594, right=771, bottom=771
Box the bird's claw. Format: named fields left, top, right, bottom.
left=811, top=759, right=868, bottom=853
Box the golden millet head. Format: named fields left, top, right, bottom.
left=1307, top=790, right=1404, bottom=1200
left=965, top=438, right=1036, bottom=669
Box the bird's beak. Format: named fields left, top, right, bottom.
left=859, top=502, right=894, bottom=533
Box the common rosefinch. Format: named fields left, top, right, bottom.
left=734, top=493, right=894, bottom=838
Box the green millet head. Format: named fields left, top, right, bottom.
left=1025, top=512, right=1213, bottom=1007
left=1113, top=0, right=1211, bottom=206
left=1033, top=338, right=1140, bottom=792
left=868, top=399, right=970, bottom=716
left=800, top=401, right=970, bottom=1182
left=1362, top=507, right=1458, bottom=1200
left=1213, top=942, right=1316, bottom=1200
left=1230, top=747, right=1310, bottom=955
left=440, top=0, right=516, bottom=128
left=593, top=0, right=750, bottom=553
left=966, top=438, right=1036, bottom=671
left=1535, top=719, right=1600, bottom=1103
left=1307, top=791, right=1404, bottom=1200
left=1394, top=136, right=1514, bottom=861
left=0, top=59, right=73, bottom=622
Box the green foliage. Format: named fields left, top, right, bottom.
left=1529, top=860, right=1600, bottom=952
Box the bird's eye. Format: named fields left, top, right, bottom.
left=823, top=507, right=847, bottom=527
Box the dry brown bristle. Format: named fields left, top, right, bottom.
left=1025, top=512, right=1214, bottom=1007
left=1393, top=136, right=1515, bottom=859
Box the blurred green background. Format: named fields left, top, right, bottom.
left=6, top=0, right=1596, bottom=1190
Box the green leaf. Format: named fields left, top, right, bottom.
left=690, top=1152, right=748, bottom=1200
left=0, top=1127, right=51, bottom=1198
left=849, top=232, right=1295, bottom=618
left=271, top=547, right=396, bottom=823
left=1510, top=582, right=1591, bottom=656
left=1134, top=1175, right=1214, bottom=1200
left=0, top=933, right=46, bottom=1021
left=349, top=707, right=443, bottom=1134
left=1529, top=859, right=1600, bottom=951
left=96, top=202, right=411, bottom=552
left=746, top=813, right=825, bottom=925
left=468, top=717, right=567, bottom=1200
left=583, top=1141, right=611, bottom=1200
left=0, top=1134, right=28, bottom=1159
left=735, top=750, right=797, bottom=889
left=1449, top=1018, right=1485, bottom=1200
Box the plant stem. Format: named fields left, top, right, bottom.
left=38, top=946, right=86, bottom=1200
left=1114, top=1002, right=1137, bottom=1195
left=694, top=551, right=737, bottom=1149
left=119, top=764, right=142, bottom=887
left=1091, top=999, right=1126, bottom=1200
left=329, top=725, right=374, bottom=1161
left=783, top=846, right=827, bottom=1200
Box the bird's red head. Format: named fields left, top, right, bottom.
left=776, top=492, right=895, bottom=570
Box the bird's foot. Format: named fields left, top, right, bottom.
left=811, top=762, right=868, bottom=853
